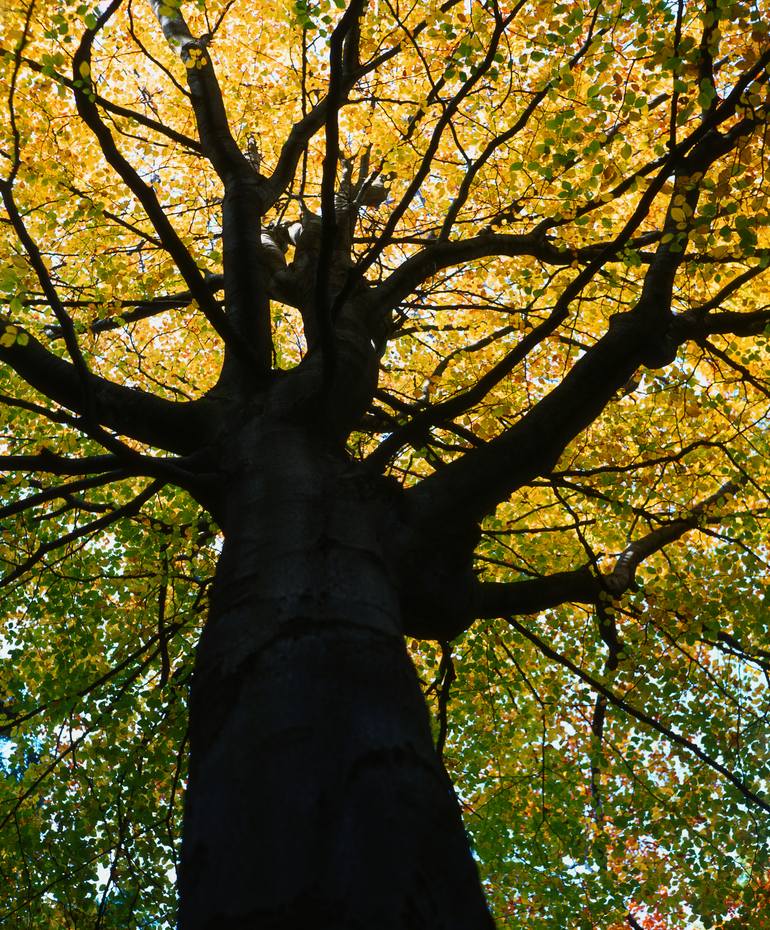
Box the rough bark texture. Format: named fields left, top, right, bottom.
left=178, top=423, right=494, bottom=929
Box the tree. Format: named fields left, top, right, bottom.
left=0, top=0, right=769, bottom=925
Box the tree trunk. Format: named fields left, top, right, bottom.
left=177, top=422, right=494, bottom=929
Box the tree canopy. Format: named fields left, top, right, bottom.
left=0, top=0, right=769, bottom=926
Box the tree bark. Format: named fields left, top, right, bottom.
left=178, top=422, right=494, bottom=929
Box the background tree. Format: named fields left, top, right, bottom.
left=0, top=0, right=769, bottom=926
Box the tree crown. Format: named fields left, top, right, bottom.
left=1, top=0, right=769, bottom=925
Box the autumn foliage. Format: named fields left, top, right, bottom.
left=0, top=0, right=769, bottom=927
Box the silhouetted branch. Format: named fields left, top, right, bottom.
left=71, top=2, right=250, bottom=362
left=506, top=614, right=770, bottom=814
left=0, top=479, right=164, bottom=591
left=475, top=478, right=744, bottom=618
left=0, top=45, right=203, bottom=154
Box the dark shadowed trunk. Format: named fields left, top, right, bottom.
left=177, top=421, right=494, bottom=928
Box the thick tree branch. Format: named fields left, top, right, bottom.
left=147, top=0, right=273, bottom=375
left=475, top=478, right=744, bottom=618
left=0, top=184, right=93, bottom=410
left=405, top=104, right=765, bottom=528
left=0, top=321, right=218, bottom=455
left=315, top=0, right=366, bottom=376
left=404, top=310, right=656, bottom=527
left=373, top=231, right=575, bottom=314
left=476, top=567, right=599, bottom=617
left=71, top=2, right=251, bottom=363
left=680, top=303, right=770, bottom=339
left=603, top=480, right=743, bottom=592
left=147, top=1, right=252, bottom=183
